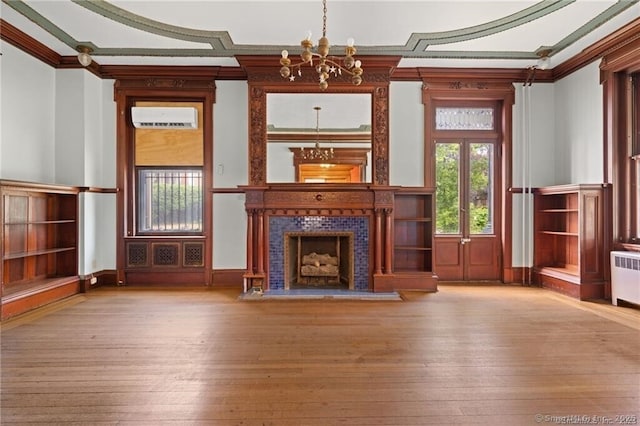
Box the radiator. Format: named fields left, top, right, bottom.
left=610, top=251, right=640, bottom=306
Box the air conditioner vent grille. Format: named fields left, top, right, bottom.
left=131, top=107, right=198, bottom=129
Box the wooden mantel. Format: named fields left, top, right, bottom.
left=236, top=56, right=436, bottom=294
left=241, top=183, right=397, bottom=293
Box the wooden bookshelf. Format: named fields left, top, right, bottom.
left=390, top=190, right=437, bottom=291
left=533, top=184, right=606, bottom=300
left=1, top=180, right=80, bottom=320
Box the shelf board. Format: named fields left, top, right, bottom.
left=394, top=218, right=432, bottom=222
left=541, top=209, right=578, bottom=213
left=540, top=231, right=578, bottom=236
left=536, top=264, right=580, bottom=281
left=394, top=246, right=432, bottom=251
left=1, top=275, right=79, bottom=299
left=3, top=247, right=76, bottom=260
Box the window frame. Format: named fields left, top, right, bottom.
left=601, top=39, right=640, bottom=249
left=135, top=166, right=204, bottom=236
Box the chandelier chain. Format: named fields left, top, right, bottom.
left=300, top=106, right=334, bottom=161
left=322, top=0, right=327, bottom=37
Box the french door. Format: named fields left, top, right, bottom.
left=433, top=139, right=502, bottom=281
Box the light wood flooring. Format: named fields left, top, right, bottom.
left=1, top=284, right=639, bottom=425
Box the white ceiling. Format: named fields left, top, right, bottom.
left=2, top=0, right=639, bottom=70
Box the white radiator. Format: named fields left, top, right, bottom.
left=610, top=251, right=640, bottom=306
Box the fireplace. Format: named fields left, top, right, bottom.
left=284, top=232, right=354, bottom=290
left=268, top=216, right=370, bottom=291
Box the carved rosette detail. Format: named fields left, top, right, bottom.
left=449, top=81, right=491, bottom=90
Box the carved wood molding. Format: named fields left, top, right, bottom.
left=421, top=80, right=517, bottom=98
left=241, top=184, right=398, bottom=214
left=599, top=36, right=640, bottom=78
left=114, top=77, right=217, bottom=93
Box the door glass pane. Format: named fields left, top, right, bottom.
left=435, top=107, right=494, bottom=130
left=469, top=143, right=494, bottom=234
left=435, top=143, right=460, bottom=234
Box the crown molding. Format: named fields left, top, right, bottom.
left=3, top=17, right=639, bottom=84
left=0, top=19, right=60, bottom=67
left=554, top=17, right=640, bottom=80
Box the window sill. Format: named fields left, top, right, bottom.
left=618, top=242, right=640, bottom=252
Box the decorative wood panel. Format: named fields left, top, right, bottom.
left=152, top=243, right=180, bottom=267
left=126, top=242, right=148, bottom=268
left=183, top=242, right=204, bottom=267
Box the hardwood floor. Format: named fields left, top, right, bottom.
left=1, top=285, right=639, bottom=425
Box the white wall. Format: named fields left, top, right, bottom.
left=0, top=42, right=56, bottom=182
left=389, top=81, right=424, bottom=187
left=212, top=81, right=248, bottom=268
left=511, top=83, right=555, bottom=268
left=554, top=61, right=604, bottom=184
left=213, top=193, right=247, bottom=269
left=55, top=70, right=85, bottom=185
left=213, top=81, right=248, bottom=188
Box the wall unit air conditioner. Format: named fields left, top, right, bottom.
left=131, top=107, right=198, bottom=129
left=610, top=251, right=640, bottom=306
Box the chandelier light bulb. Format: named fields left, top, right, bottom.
left=281, top=50, right=289, bottom=59
left=347, top=38, right=355, bottom=47
left=305, top=30, right=312, bottom=41
left=354, top=60, right=362, bottom=68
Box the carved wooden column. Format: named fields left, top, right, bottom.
left=374, top=208, right=383, bottom=275
left=256, top=209, right=265, bottom=277
left=246, top=209, right=254, bottom=274
left=242, top=187, right=266, bottom=292
left=384, top=208, right=393, bottom=274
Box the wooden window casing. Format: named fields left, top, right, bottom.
left=601, top=38, right=640, bottom=249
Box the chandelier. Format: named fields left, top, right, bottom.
left=279, top=0, right=363, bottom=90
left=300, top=106, right=334, bottom=160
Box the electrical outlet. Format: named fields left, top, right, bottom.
left=90, top=277, right=98, bottom=285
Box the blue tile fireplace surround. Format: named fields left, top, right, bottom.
left=268, top=216, right=370, bottom=291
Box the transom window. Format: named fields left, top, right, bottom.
left=435, top=107, right=494, bottom=131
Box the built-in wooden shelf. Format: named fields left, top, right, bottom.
left=390, top=190, right=437, bottom=292
left=1, top=180, right=80, bottom=320
left=533, top=184, right=607, bottom=300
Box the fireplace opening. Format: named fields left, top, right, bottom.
left=284, top=232, right=354, bottom=290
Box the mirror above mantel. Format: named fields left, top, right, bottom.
left=267, top=93, right=371, bottom=183
left=236, top=54, right=399, bottom=187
